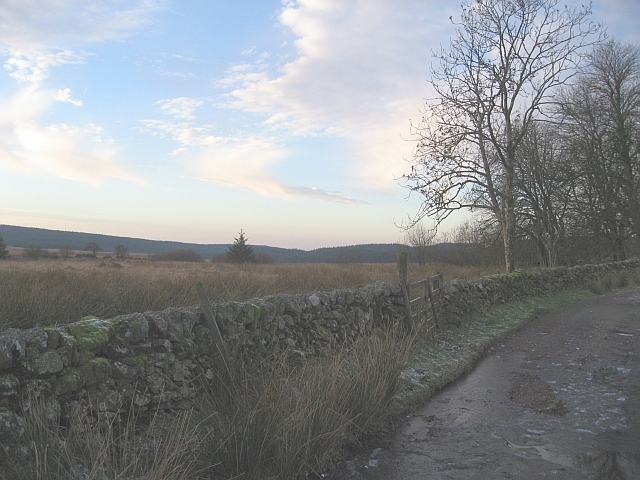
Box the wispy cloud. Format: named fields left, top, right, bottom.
left=3, top=49, right=85, bottom=83
left=192, top=136, right=367, bottom=204
left=0, top=88, right=138, bottom=183
left=154, top=97, right=204, bottom=120
left=0, top=1, right=158, bottom=184
left=138, top=99, right=219, bottom=154
left=140, top=96, right=369, bottom=204
left=0, top=0, right=165, bottom=50
left=220, top=0, right=456, bottom=189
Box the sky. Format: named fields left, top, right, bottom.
left=0, top=0, right=638, bottom=250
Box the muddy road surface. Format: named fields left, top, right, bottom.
left=326, top=288, right=640, bottom=479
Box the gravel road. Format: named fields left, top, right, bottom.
left=326, top=288, right=640, bottom=479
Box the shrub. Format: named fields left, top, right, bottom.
left=0, top=235, right=8, bottom=259
left=114, top=244, right=128, bottom=259
left=59, top=243, right=74, bottom=258
left=23, top=244, right=43, bottom=260
left=254, top=252, right=275, bottom=264
left=151, top=249, right=203, bottom=262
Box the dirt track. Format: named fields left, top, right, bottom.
left=326, top=288, right=640, bottom=479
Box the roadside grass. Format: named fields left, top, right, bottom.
left=2, top=399, right=202, bottom=480
left=587, top=267, right=640, bottom=295
left=194, top=326, right=413, bottom=479
left=2, top=327, right=413, bottom=480
left=0, top=259, right=502, bottom=330
left=398, top=290, right=599, bottom=410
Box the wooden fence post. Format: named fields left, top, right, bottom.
left=196, top=281, right=234, bottom=378
left=427, top=274, right=440, bottom=329
left=397, top=252, right=416, bottom=331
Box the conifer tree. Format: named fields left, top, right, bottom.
left=227, top=229, right=256, bottom=263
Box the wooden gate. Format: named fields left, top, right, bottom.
left=397, top=252, right=443, bottom=334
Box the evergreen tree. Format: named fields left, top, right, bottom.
left=227, top=229, right=256, bottom=263
left=0, top=235, right=8, bottom=259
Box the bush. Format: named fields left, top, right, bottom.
left=114, top=244, right=128, bottom=259
left=151, top=249, right=203, bottom=262
left=59, top=243, right=74, bottom=258
left=0, top=235, right=8, bottom=259
left=254, top=252, right=275, bottom=264
left=23, top=244, right=43, bottom=260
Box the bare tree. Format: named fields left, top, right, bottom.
left=558, top=40, right=640, bottom=260
left=85, top=242, right=102, bottom=258
left=114, top=244, right=128, bottom=259
left=515, top=123, right=572, bottom=266
left=59, top=243, right=74, bottom=258
left=0, top=235, right=9, bottom=259
left=403, top=0, right=599, bottom=271
left=404, top=223, right=435, bottom=266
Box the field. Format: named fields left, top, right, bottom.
left=2, top=252, right=637, bottom=479
left=0, top=253, right=503, bottom=330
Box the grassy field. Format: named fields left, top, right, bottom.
left=1, top=254, right=638, bottom=479
left=0, top=255, right=503, bottom=330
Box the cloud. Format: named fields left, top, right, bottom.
left=3, top=49, right=85, bottom=83
left=54, top=88, right=83, bottom=107
left=0, top=0, right=164, bottom=50
left=1, top=1, right=162, bottom=84
left=0, top=85, right=138, bottom=183
left=154, top=97, right=204, bottom=120
left=0, top=1, right=157, bottom=185
left=220, top=0, right=457, bottom=189
left=140, top=99, right=369, bottom=204
left=192, top=136, right=367, bottom=204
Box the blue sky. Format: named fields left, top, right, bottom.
left=0, top=0, right=638, bottom=249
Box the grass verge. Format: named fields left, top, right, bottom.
left=397, top=290, right=598, bottom=410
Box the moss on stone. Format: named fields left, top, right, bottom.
left=122, top=354, right=148, bottom=370
left=53, top=369, right=85, bottom=395
left=44, top=327, right=60, bottom=349
left=67, top=317, right=113, bottom=351
left=78, top=357, right=112, bottom=387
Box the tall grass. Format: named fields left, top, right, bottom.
left=196, top=326, right=413, bottom=479
left=2, top=326, right=413, bottom=479
left=587, top=268, right=640, bottom=295
left=0, top=258, right=502, bottom=330
left=2, top=396, right=201, bottom=480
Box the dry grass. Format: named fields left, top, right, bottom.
left=195, top=326, right=414, bottom=479
left=1, top=396, right=202, bottom=480
left=0, top=257, right=502, bottom=330
left=1, top=325, right=413, bottom=480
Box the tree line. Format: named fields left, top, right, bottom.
left=403, top=0, right=639, bottom=271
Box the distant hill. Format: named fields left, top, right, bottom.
left=0, top=224, right=411, bottom=264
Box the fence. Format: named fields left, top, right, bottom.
left=396, top=252, right=443, bottom=334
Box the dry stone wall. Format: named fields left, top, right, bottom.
left=1, top=259, right=638, bottom=445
